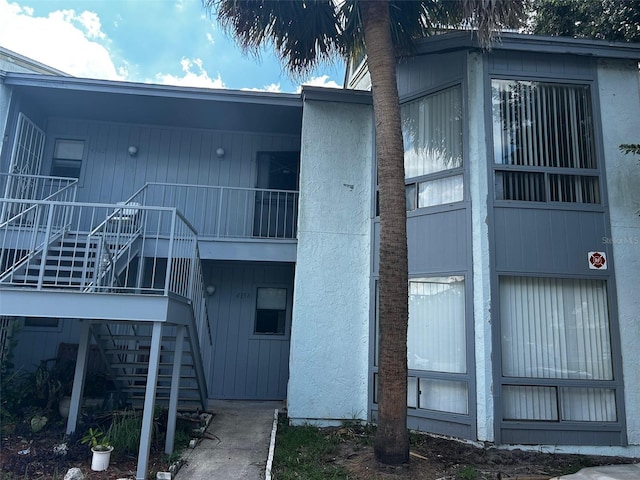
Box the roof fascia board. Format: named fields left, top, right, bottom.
left=412, top=32, right=640, bottom=60
left=0, top=46, right=70, bottom=76
left=4, top=72, right=303, bottom=107
left=302, top=85, right=372, bottom=105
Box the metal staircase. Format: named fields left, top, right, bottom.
left=1, top=233, right=99, bottom=287
left=1, top=177, right=212, bottom=479
left=90, top=322, right=203, bottom=409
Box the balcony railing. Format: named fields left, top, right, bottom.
left=0, top=199, right=203, bottom=300
left=126, top=182, right=298, bottom=240
left=0, top=174, right=78, bottom=225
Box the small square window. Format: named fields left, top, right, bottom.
left=24, top=317, right=59, bottom=328
left=255, top=287, right=287, bottom=335
left=51, top=139, right=84, bottom=178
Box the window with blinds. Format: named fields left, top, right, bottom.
left=401, top=86, right=463, bottom=211
left=499, top=276, right=617, bottom=422
left=492, top=80, right=600, bottom=204
left=372, top=276, right=469, bottom=415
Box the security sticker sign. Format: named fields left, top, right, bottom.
left=588, top=251, right=607, bottom=270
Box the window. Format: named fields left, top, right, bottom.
left=500, top=276, right=616, bottom=422
left=402, top=86, right=463, bottom=211
left=24, top=317, right=59, bottom=328
left=51, top=139, right=84, bottom=178
left=492, top=80, right=600, bottom=204
left=254, top=287, right=287, bottom=335
left=374, top=276, right=469, bottom=414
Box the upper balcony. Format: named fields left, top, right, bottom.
left=1, top=72, right=303, bottom=263
left=1, top=173, right=299, bottom=264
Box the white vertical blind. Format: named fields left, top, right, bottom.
left=408, top=277, right=466, bottom=373
left=402, top=86, right=463, bottom=178
left=500, top=276, right=615, bottom=422
left=418, top=174, right=464, bottom=208
left=492, top=81, right=596, bottom=169
left=491, top=81, right=600, bottom=204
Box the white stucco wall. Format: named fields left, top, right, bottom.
left=467, top=52, right=495, bottom=442
left=598, top=58, right=640, bottom=447
left=288, top=98, right=373, bottom=425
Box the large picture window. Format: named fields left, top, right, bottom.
left=500, top=276, right=616, bottom=422
left=401, top=86, right=463, bottom=210
left=492, top=80, right=600, bottom=204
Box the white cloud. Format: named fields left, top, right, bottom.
left=154, top=57, right=226, bottom=89
left=301, top=75, right=342, bottom=90
left=0, top=0, right=124, bottom=80
left=241, top=83, right=282, bottom=93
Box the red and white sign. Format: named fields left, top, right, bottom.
left=588, top=251, right=607, bottom=270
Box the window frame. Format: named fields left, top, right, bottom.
left=372, top=275, right=473, bottom=418
left=402, top=84, right=465, bottom=212
left=252, top=285, right=290, bottom=338
left=490, top=78, right=605, bottom=209
left=50, top=138, right=86, bottom=181
left=495, top=274, right=625, bottom=433
left=22, top=316, right=62, bottom=332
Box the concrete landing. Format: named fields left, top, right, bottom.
left=175, top=400, right=279, bottom=480
left=554, top=463, right=640, bottom=479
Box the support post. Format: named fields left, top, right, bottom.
left=136, top=321, right=163, bottom=480
left=165, top=324, right=184, bottom=454
left=66, top=321, right=91, bottom=435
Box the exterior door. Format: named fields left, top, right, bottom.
left=253, top=152, right=299, bottom=238
left=2, top=113, right=45, bottom=221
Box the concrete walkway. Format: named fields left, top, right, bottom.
left=553, top=463, right=640, bottom=479
left=175, top=400, right=279, bottom=480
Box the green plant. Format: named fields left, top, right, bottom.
left=81, top=426, right=111, bottom=450
left=457, top=465, right=478, bottom=480
left=272, top=416, right=348, bottom=480
left=106, top=410, right=143, bottom=456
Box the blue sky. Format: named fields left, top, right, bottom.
left=0, top=0, right=345, bottom=92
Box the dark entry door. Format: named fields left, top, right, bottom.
left=253, top=152, right=299, bottom=238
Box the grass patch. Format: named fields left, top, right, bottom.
left=272, top=416, right=349, bottom=480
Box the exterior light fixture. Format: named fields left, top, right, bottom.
left=215, top=147, right=225, bottom=158
left=206, top=285, right=216, bottom=296
left=127, top=145, right=138, bottom=157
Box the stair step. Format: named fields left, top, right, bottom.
left=121, top=384, right=199, bottom=391
left=109, top=362, right=195, bottom=368
left=105, top=349, right=193, bottom=357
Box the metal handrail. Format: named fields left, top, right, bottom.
left=122, top=182, right=299, bottom=239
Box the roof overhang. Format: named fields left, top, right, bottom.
left=412, top=31, right=640, bottom=60
left=4, top=73, right=304, bottom=134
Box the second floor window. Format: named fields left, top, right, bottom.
left=401, top=85, right=463, bottom=211
left=492, top=80, right=600, bottom=204
left=51, top=139, right=84, bottom=178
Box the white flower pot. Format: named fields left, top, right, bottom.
left=91, top=446, right=114, bottom=471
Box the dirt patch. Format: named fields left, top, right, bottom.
left=0, top=432, right=171, bottom=480
left=327, top=425, right=638, bottom=480
left=3, top=421, right=638, bottom=479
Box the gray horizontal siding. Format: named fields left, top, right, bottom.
left=396, top=51, right=465, bottom=99
left=373, top=208, right=469, bottom=276
left=488, top=51, right=595, bottom=79
left=493, top=207, right=611, bottom=275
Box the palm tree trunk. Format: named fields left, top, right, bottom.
left=360, top=0, right=410, bottom=465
